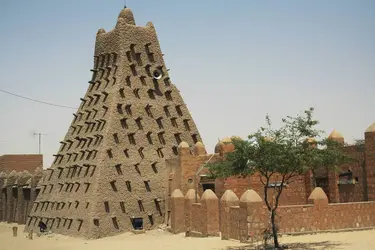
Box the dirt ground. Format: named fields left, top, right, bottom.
left=1, top=223, right=374, bottom=250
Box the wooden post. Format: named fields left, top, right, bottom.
left=12, top=226, right=18, bottom=237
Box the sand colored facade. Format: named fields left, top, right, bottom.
left=25, top=8, right=202, bottom=238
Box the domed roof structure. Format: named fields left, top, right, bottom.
left=366, top=122, right=375, bottom=133
left=328, top=129, right=343, bottom=139
left=306, top=137, right=316, bottom=143
left=194, top=141, right=206, bottom=155
left=214, top=136, right=241, bottom=154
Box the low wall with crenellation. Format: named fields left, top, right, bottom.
left=170, top=187, right=375, bottom=242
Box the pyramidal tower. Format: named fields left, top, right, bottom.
left=25, top=8, right=202, bottom=238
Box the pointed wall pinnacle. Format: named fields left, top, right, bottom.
left=366, top=122, right=375, bottom=133
left=118, top=8, right=135, bottom=25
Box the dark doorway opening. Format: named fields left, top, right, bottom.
left=23, top=188, right=31, bottom=201
left=202, top=183, right=215, bottom=193
left=131, top=217, right=143, bottom=230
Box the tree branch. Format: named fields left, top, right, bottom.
left=263, top=176, right=272, bottom=211
left=273, top=174, right=286, bottom=211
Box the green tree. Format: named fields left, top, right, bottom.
left=207, top=108, right=351, bottom=249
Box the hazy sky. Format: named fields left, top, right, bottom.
left=0, top=0, right=374, bottom=168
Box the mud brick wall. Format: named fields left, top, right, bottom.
left=0, top=168, right=43, bottom=224
left=25, top=8, right=203, bottom=239
left=276, top=195, right=375, bottom=233
left=186, top=189, right=220, bottom=237
left=228, top=206, right=240, bottom=240
left=209, top=174, right=308, bottom=205
left=171, top=187, right=375, bottom=243
left=190, top=203, right=203, bottom=235
left=365, top=125, right=375, bottom=201
left=165, top=144, right=221, bottom=225
left=338, top=145, right=366, bottom=202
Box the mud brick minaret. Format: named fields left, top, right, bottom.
left=25, top=8, right=202, bottom=238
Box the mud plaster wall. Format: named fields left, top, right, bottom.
left=172, top=188, right=375, bottom=242
left=25, top=8, right=203, bottom=239
left=165, top=146, right=222, bottom=225
left=0, top=168, right=43, bottom=224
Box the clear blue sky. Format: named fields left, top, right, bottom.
left=0, top=0, right=374, bottom=168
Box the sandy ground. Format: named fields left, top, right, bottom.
left=1, top=223, right=374, bottom=250
left=278, top=229, right=375, bottom=249
left=1, top=223, right=243, bottom=250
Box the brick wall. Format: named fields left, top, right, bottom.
left=215, top=173, right=308, bottom=206
left=276, top=201, right=375, bottom=233
left=365, top=129, right=375, bottom=200
left=165, top=146, right=222, bottom=226
left=0, top=155, right=43, bottom=173
left=171, top=187, right=375, bottom=242
left=168, top=129, right=375, bottom=216
left=338, top=145, right=366, bottom=202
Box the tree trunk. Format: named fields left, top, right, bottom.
left=271, top=209, right=280, bottom=248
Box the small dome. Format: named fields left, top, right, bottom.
left=178, top=141, right=189, bottom=148
left=221, top=137, right=232, bottom=143
left=20, top=170, right=31, bottom=178
left=305, top=137, right=317, bottom=145
left=201, top=189, right=218, bottom=200
left=366, top=122, right=375, bottom=133
left=118, top=8, right=135, bottom=25
left=185, top=189, right=200, bottom=201
left=231, top=136, right=242, bottom=141
left=308, top=187, right=328, bottom=200
left=240, top=189, right=262, bottom=203
left=9, top=170, right=18, bottom=178
left=171, top=189, right=184, bottom=198
left=306, top=137, right=316, bottom=143
left=34, top=167, right=43, bottom=175
left=263, top=136, right=273, bottom=142
left=215, top=136, right=239, bottom=154
left=221, top=190, right=239, bottom=202
left=328, top=129, right=343, bottom=139
left=146, top=21, right=155, bottom=29
left=194, top=141, right=206, bottom=155
left=97, top=28, right=106, bottom=35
